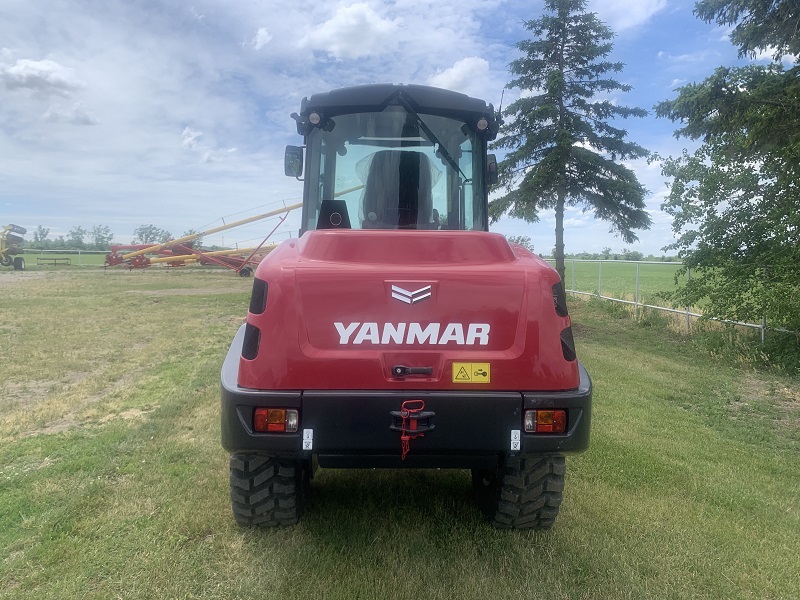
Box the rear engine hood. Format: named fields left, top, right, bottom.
left=237, top=230, right=579, bottom=391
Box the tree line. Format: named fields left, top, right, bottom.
left=24, top=224, right=198, bottom=250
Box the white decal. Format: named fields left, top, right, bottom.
left=438, top=322, right=465, bottom=345
left=353, top=322, right=379, bottom=344
left=466, top=324, right=490, bottom=345
left=381, top=323, right=406, bottom=344
left=303, top=429, right=313, bottom=451
left=407, top=322, right=440, bottom=344
left=334, top=322, right=490, bottom=345
left=511, top=430, right=521, bottom=451
left=334, top=322, right=359, bottom=344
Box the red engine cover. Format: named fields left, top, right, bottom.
left=238, top=229, right=579, bottom=391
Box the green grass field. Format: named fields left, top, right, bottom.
left=550, top=259, right=686, bottom=304
left=1, top=269, right=798, bottom=599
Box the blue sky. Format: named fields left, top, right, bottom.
left=0, top=0, right=775, bottom=255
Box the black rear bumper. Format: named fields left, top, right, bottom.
left=221, top=325, right=591, bottom=469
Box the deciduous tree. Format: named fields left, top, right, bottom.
left=33, top=225, right=49, bottom=243
left=89, top=225, right=114, bottom=250
left=656, top=0, right=800, bottom=332
left=132, top=224, right=172, bottom=245
left=67, top=226, right=87, bottom=249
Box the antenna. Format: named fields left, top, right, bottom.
left=498, top=89, right=505, bottom=116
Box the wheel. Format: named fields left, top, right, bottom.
left=238, top=266, right=253, bottom=277
left=472, top=455, right=565, bottom=530
left=13, top=257, right=25, bottom=271
left=229, top=454, right=308, bottom=526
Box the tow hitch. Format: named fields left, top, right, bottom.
left=389, top=399, right=435, bottom=460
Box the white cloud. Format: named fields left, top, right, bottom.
left=657, top=50, right=714, bottom=64
left=298, top=3, right=401, bottom=59
left=181, top=127, right=203, bottom=150
left=588, top=0, right=668, bottom=32
left=42, top=102, right=97, bottom=126
left=182, top=126, right=237, bottom=163
left=428, top=57, right=489, bottom=96
left=0, top=58, right=84, bottom=96
left=251, top=27, right=272, bottom=51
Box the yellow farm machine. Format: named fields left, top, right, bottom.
left=1, top=224, right=26, bottom=271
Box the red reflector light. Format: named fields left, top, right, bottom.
left=524, top=410, right=567, bottom=433
left=254, top=408, right=298, bottom=433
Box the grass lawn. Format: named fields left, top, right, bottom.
left=0, top=268, right=798, bottom=599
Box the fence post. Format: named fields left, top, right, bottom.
left=635, top=262, right=640, bottom=320
left=685, top=267, right=691, bottom=333
left=597, top=261, right=602, bottom=298
left=761, top=315, right=766, bottom=344
left=571, top=260, right=575, bottom=298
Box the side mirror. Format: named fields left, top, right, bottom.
left=487, top=153, right=499, bottom=185
left=284, top=146, right=304, bottom=178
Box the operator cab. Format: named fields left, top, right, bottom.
left=285, top=84, right=500, bottom=234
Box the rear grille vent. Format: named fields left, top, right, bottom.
left=249, top=278, right=268, bottom=314
left=560, top=327, right=576, bottom=362
left=552, top=282, right=569, bottom=317
left=242, top=324, right=261, bottom=360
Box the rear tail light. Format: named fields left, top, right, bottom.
left=254, top=408, right=299, bottom=433
left=524, top=410, right=567, bottom=433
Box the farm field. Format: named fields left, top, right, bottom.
left=551, top=259, right=686, bottom=304
left=1, top=268, right=798, bottom=599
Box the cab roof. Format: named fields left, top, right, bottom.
left=294, top=84, right=500, bottom=139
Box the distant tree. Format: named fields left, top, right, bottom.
left=89, top=225, right=114, bottom=250
left=621, top=248, right=644, bottom=261
left=66, top=226, right=87, bottom=249
left=491, top=0, right=651, bottom=282
left=506, top=235, right=534, bottom=252
left=132, top=224, right=173, bottom=245
left=656, top=1, right=800, bottom=331
left=33, top=225, right=50, bottom=243
left=182, top=229, right=203, bottom=249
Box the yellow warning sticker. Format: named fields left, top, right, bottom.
left=452, top=362, right=491, bottom=384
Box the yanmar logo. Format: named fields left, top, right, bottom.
left=334, top=322, right=490, bottom=345
left=391, top=285, right=431, bottom=304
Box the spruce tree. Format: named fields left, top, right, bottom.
left=492, top=0, right=650, bottom=281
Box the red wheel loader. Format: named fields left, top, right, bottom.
left=220, top=84, right=592, bottom=529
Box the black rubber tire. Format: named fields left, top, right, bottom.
left=229, top=454, right=307, bottom=526
left=13, top=257, right=25, bottom=271
left=472, top=455, right=565, bottom=530
left=238, top=266, right=253, bottom=277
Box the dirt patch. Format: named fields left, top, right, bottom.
left=1, top=372, right=89, bottom=409
left=734, top=376, right=800, bottom=433
left=0, top=271, right=52, bottom=286
left=2, top=456, right=58, bottom=478
left=21, top=405, right=158, bottom=438
left=98, top=406, right=158, bottom=424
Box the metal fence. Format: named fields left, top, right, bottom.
left=23, top=248, right=108, bottom=266
left=546, top=259, right=785, bottom=342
